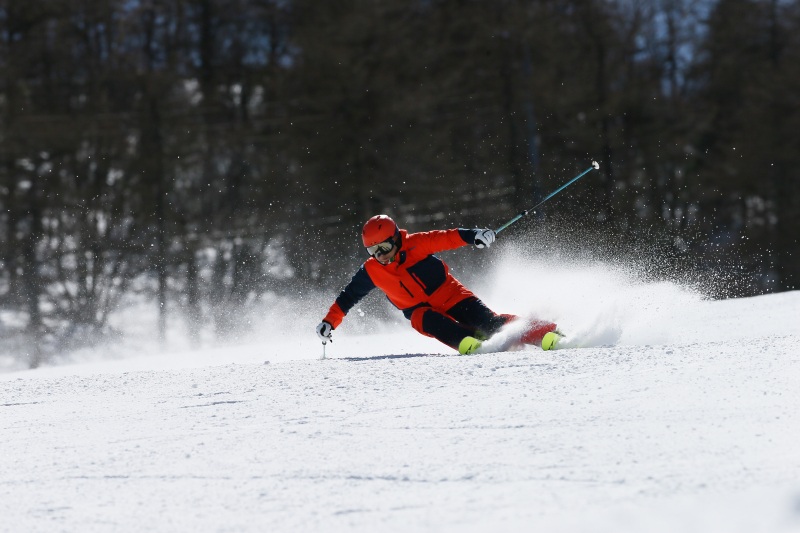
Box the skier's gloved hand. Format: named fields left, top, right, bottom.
left=474, top=228, right=496, bottom=249
left=316, top=321, right=333, bottom=343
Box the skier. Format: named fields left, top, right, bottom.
left=315, top=214, right=560, bottom=354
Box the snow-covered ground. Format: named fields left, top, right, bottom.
left=2, top=258, right=800, bottom=532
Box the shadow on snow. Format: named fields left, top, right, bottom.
left=339, top=353, right=450, bottom=362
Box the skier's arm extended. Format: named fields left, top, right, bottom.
left=321, top=266, right=376, bottom=330
left=414, top=228, right=496, bottom=255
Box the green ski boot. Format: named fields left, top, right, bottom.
left=458, top=336, right=482, bottom=355
left=541, top=331, right=561, bottom=351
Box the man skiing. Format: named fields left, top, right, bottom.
left=315, top=214, right=560, bottom=354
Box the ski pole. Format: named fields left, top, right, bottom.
left=495, top=161, right=600, bottom=234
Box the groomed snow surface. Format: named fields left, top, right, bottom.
left=2, top=258, right=800, bottom=533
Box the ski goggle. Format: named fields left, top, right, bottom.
left=366, top=238, right=396, bottom=257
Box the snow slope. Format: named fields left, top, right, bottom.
left=1, top=262, right=800, bottom=532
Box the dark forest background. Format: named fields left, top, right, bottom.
left=1, top=0, right=799, bottom=367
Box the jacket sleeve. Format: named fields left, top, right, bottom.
left=322, top=265, right=376, bottom=329
left=413, top=228, right=476, bottom=256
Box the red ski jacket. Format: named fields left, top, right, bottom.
left=323, top=228, right=478, bottom=328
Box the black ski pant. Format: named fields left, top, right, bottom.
left=407, top=296, right=514, bottom=350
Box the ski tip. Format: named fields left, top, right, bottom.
left=592, top=160, right=600, bottom=170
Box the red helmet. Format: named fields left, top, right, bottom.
left=362, top=215, right=398, bottom=247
